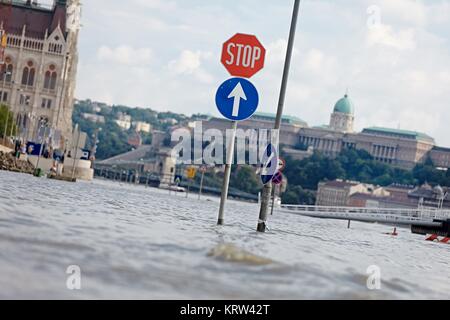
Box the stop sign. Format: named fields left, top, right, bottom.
left=221, top=33, right=266, bottom=79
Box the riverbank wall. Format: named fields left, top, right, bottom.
left=0, top=151, right=35, bottom=174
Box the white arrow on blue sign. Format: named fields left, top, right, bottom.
left=260, top=143, right=278, bottom=185
left=215, top=77, right=259, bottom=121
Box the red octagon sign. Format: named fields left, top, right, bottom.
left=221, top=33, right=266, bottom=79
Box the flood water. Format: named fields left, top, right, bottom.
left=0, top=170, right=449, bottom=299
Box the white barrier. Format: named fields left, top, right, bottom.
left=279, top=205, right=449, bottom=227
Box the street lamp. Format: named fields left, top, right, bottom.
left=90, top=127, right=102, bottom=169
left=1, top=70, right=12, bottom=145
left=14, top=88, right=30, bottom=141
left=35, top=118, right=49, bottom=175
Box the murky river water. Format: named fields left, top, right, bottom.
left=0, top=170, right=449, bottom=299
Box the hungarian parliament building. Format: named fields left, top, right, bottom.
left=0, top=0, right=81, bottom=146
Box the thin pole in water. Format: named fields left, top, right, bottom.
left=198, top=170, right=205, bottom=200
left=71, top=126, right=81, bottom=180
left=35, top=125, right=47, bottom=175
left=3, top=107, right=9, bottom=146
left=217, top=121, right=238, bottom=225
left=257, top=0, right=301, bottom=232
left=186, top=180, right=190, bottom=198
left=270, top=183, right=276, bottom=216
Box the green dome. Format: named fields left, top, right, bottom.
left=334, top=94, right=355, bottom=115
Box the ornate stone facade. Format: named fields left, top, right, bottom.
left=293, top=94, right=450, bottom=170
left=199, top=92, right=449, bottom=170
left=0, top=0, right=81, bottom=147
left=329, top=94, right=355, bottom=133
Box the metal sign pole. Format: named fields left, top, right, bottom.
left=270, top=183, right=276, bottom=216
left=198, top=170, right=205, bottom=200
left=35, top=125, right=47, bottom=175
left=186, top=180, right=190, bottom=198
left=3, top=108, right=9, bottom=146
left=71, top=126, right=81, bottom=180
left=257, top=0, right=301, bottom=232
left=217, top=121, right=237, bottom=225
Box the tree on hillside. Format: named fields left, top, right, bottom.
left=230, top=166, right=262, bottom=195
left=282, top=186, right=315, bottom=205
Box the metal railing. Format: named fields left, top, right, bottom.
left=279, top=204, right=450, bottom=226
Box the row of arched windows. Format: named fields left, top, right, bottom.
left=0, top=57, right=14, bottom=82
left=2, top=57, right=58, bottom=90
left=21, top=61, right=36, bottom=87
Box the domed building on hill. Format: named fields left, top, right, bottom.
left=329, top=94, right=355, bottom=133
left=200, top=90, right=449, bottom=170
left=290, top=93, right=450, bottom=170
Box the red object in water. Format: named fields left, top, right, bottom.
left=426, top=234, right=439, bottom=242
left=440, top=237, right=450, bottom=244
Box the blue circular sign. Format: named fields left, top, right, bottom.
left=215, top=77, right=259, bottom=121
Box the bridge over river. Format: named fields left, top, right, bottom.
left=278, top=205, right=450, bottom=237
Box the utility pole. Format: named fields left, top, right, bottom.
left=90, top=127, right=101, bottom=170
left=198, top=168, right=205, bottom=200
left=257, top=0, right=301, bottom=232
left=270, top=184, right=277, bottom=216
left=71, top=124, right=81, bottom=180
left=217, top=121, right=238, bottom=225
left=35, top=122, right=48, bottom=176
left=1, top=71, right=11, bottom=145
left=56, top=53, right=69, bottom=129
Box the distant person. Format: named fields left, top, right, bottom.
left=20, top=144, right=26, bottom=156
left=50, top=161, right=57, bottom=174
left=384, top=227, right=398, bottom=236
left=15, top=140, right=21, bottom=158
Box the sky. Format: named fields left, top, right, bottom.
left=43, top=0, right=450, bottom=146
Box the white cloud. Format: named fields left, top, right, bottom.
left=132, top=0, right=177, bottom=11
left=97, top=45, right=153, bottom=66
left=267, top=39, right=288, bottom=63
left=303, top=48, right=325, bottom=71
left=378, top=0, right=427, bottom=26
left=168, top=50, right=202, bottom=74
left=366, top=24, right=416, bottom=50
left=167, top=50, right=214, bottom=83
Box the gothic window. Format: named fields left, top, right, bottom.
left=0, top=57, right=13, bottom=82
left=41, top=98, right=52, bottom=109
left=0, top=91, right=7, bottom=102
left=19, top=94, right=31, bottom=106
left=21, top=60, right=36, bottom=86
left=43, top=64, right=57, bottom=90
